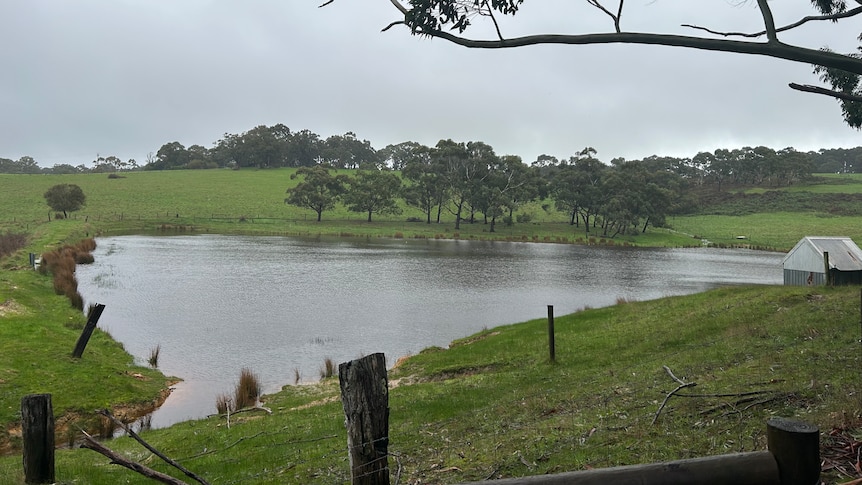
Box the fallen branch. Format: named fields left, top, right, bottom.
left=97, top=409, right=211, bottom=485
left=79, top=430, right=188, bottom=485
left=207, top=405, right=272, bottom=419
left=675, top=390, right=776, bottom=399
left=699, top=392, right=791, bottom=417
left=652, top=366, right=697, bottom=425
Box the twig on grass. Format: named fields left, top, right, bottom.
left=652, top=365, right=697, bottom=425
left=79, top=429, right=188, bottom=485
left=97, top=409, right=211, bottom=485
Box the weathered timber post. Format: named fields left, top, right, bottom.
left=339, top=353, right=390, bottom=485
left=21, top=394, right=54, bottom=484
left=766, top=417, right=819, bottom=485
left=547, top=305, right=556, bottom=363
left=72, top=303, right=105, bottom=358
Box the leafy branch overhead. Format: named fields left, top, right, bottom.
left=354, top=0, right=862, bottom=127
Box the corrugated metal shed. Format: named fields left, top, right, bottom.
left=783, top=236, right=862, bottom=286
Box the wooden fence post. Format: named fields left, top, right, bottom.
left=766, top=417, right=819, bottom=485
left=21, top=394, right=54, bottom=484
left=547, top=305, right=556, bottom=363
left=72, top=303, right=105, bottom=358
left=339, top=353, right=390, bottom=485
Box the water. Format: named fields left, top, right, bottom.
left=75, top=235, right=784, bottom=428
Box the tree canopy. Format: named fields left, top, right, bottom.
left=285, top=165, right=349, bottom=221
left=377, top=0, right=862, bottom=127
left=44, top=184, right=86, bottom=218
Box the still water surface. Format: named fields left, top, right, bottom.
left=76, top=235, right=784, bottom=428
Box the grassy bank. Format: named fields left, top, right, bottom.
left=0, top=284, right=859, bottom=483
left=0, top=248, right=172, bottom=455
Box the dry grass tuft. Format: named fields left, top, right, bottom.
left=234, top=367, right=262, bottom=410
left=320, top=357, right=336, bottom=380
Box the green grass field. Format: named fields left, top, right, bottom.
left=2, top=170, right=862, bottom=483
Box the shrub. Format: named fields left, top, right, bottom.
left=517, top=213, right=533, bottom=224
left=0, top=231, right=27, bottom=260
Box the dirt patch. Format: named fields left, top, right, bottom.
left=290, top=395, right=339, bottom=411
left=422, top=363, right=503, bottom=383
left=0, top=299, right=27, bottom=317
left=451, top=331, right=501, bottom=347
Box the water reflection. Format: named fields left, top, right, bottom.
left=76, top=235, right=783, bottom=428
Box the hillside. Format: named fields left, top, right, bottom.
left=1, top=285, right=860, bottom=483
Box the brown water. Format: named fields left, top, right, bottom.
left=75, top=235, right=783, bottom=428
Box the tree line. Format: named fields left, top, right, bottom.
left=2, top=122, right=858, bottom=176
left=282, top=139, right=831, bottom=238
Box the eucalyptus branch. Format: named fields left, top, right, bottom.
left=789, top=82, right=862, bottom=103
left=616, top=0, right=624, bottom=32
left=756, top=0, right=779, bottom=43
left=587, top=0, right=622, bottom=33
left=382, top=20, right=406, bottom=32
left=482, top=0, right=505, bottom=41
left=682, top=6, right=862, bottom=39
left=388, top=0, right=408, bottom=15
left=410, top=28, right=862, bottom=75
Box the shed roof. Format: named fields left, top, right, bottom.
left=784, top=237, right=862, bottom=271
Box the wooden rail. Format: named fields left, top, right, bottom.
left=453, top=418, right=818, bottom=485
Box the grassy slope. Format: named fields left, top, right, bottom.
left=0, top=285, right=858, bottom=484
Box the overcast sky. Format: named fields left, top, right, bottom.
left=2, top=1, right=861, bottom=167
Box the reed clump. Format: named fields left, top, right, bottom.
left=234, top=367, right=262, bottom=410
left=215, top=393, right=232, bottom=415
left=147, top=344, right=161, bottom=368
left=320, top=357, right=336, bottom=379
left=39, top=239, right=96, bottom=310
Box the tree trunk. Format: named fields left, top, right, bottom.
left=367, top=210, right=372, bottom=223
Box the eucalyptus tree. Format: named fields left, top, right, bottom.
left=432, top=139, right=471, bottom=229
left=44, top=184, right=86, bottom=218
left=343, top=169, right=403, bottom=222
left=483, top=155, right=533, bottom=232
left=0, top=156, right=41, bottom=174
left=567, top=152, right=608, bottom=234
left=371, top=1, right=862, bottom=126
left=380, top=141, right=432, bottom=170
left=148, top=141, right=189, bottom=170
left=285, top=165, right=349, bottom=221
left=286, top=129, right=323, bottom=167
left=462, top=141, right=495, bottom=224
left=400, top=143, right=447, bottom=223
left=321, top=132, right=380, bottom=169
